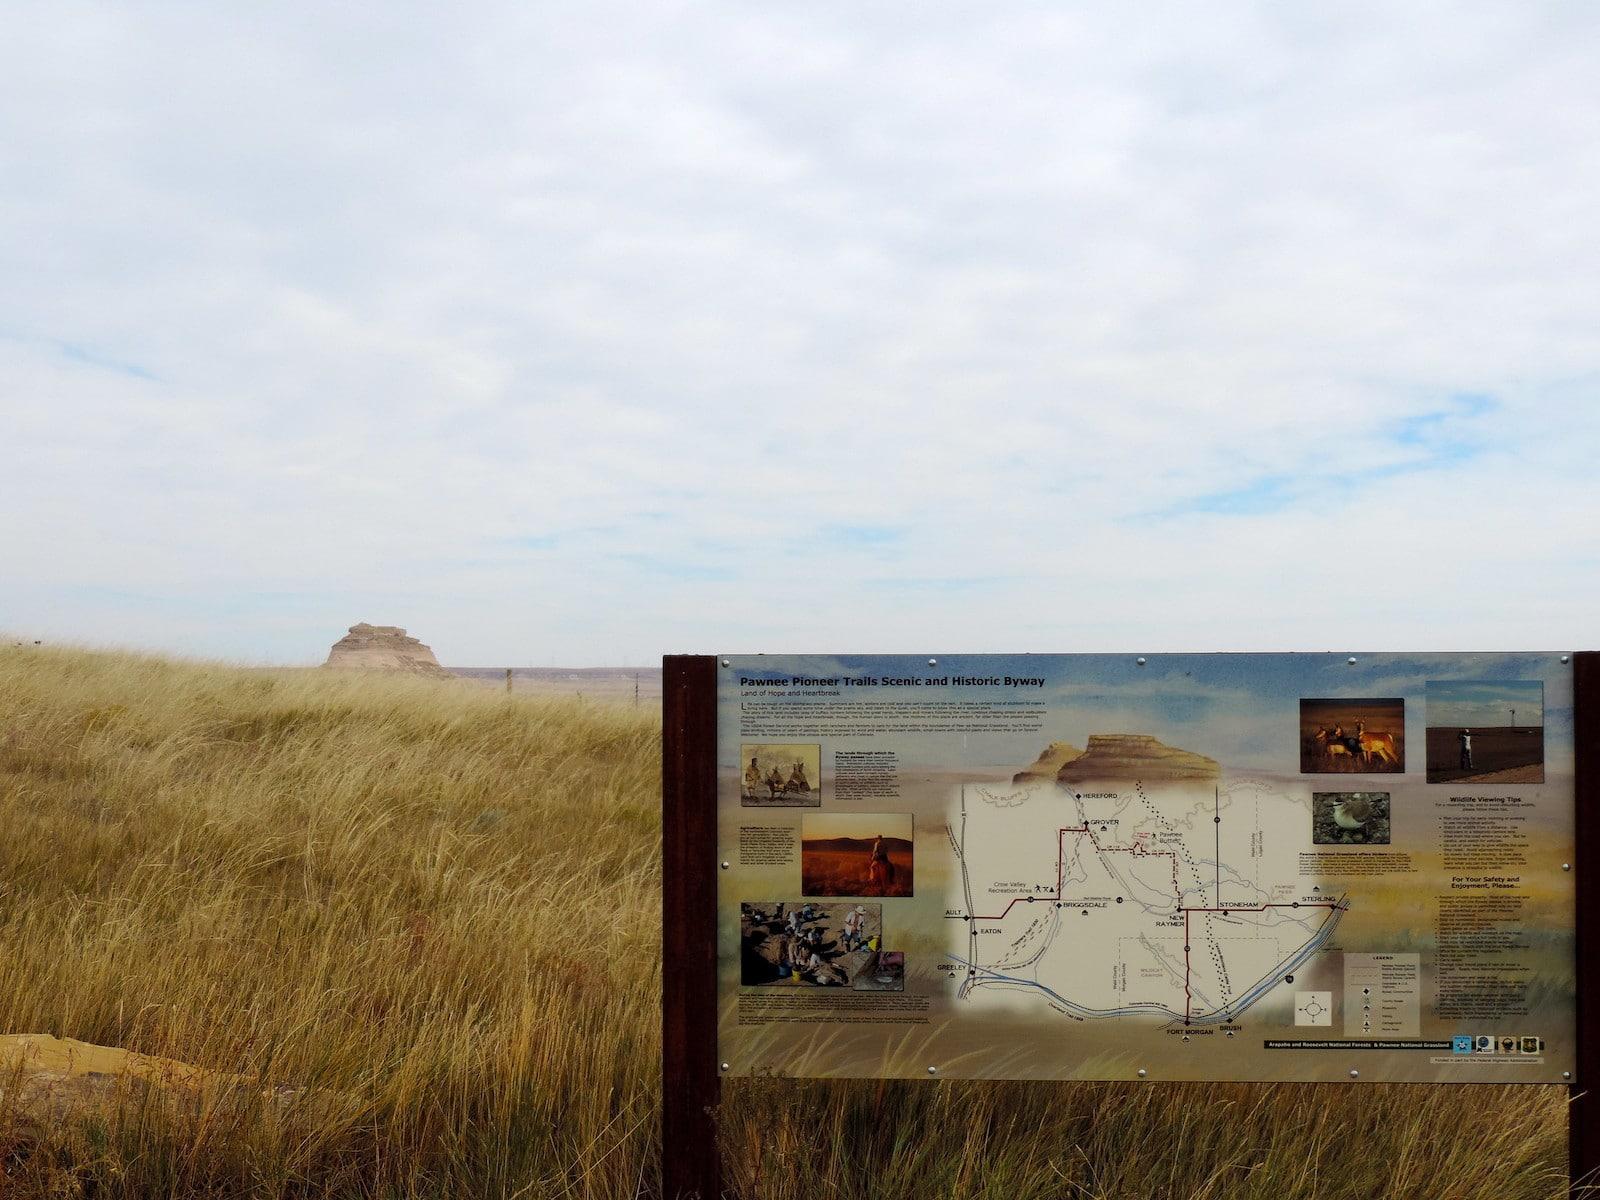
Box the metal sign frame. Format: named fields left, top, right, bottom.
left=663, top=652, right=1600, bottom=1200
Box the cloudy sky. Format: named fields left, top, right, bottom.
left=3, top=3, right=1597, bottom=665
left=1426, top=678, right=1545, bottom=728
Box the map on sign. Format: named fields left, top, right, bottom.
left=950, top=748, right=1345, bottom=1027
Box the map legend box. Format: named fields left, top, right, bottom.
left=1343, top=953, right=1420, bottom=1038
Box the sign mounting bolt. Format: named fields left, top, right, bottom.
left=720, top=860, right=730, bottom=870
left=926, top=1065, right=937, bottom=1074
left=1349, top=1069, right=1359, bottom=1079
left=1561, top=654, right=1571, bottom=664
left=1136, top=1068, right=1147, bottom=1078
left=1347, top=656, right=1358, bottom=665
left=1136, top=657, right=1147, bottom=666
left=1565, top=1072, right=1573, bottom=1081
left=720, top=1061, right=730, bottom=1072
left=927, top=658, right=937, bottom=667
left=1563, top=863, right=1572, bottom=872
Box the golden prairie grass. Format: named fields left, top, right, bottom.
left=0, top=644, right=1581, bottom=1199
left=0, top=645, right=660, bottom=1198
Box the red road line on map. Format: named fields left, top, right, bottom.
left=968, top=825, right=1347, bottom=922
left=969, top=826, right=1182, bottom=919
left=1180, top=904, right=1342, bottom=913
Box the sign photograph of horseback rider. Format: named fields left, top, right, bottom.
left=1299, top=697, right=1406, bottom=774
left=739, top=743, right=822, bottom=807
left=801, top=812, right=914, bottom=897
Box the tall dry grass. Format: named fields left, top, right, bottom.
left=0, top=644, right=1579, bottom=1199
left=0, top=645, right=660, bottom=1198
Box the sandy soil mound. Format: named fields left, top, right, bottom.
left=0, top=1034, right=309, bottom=1120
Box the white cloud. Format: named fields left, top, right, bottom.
left=1, top=2, right=1597, bottom=663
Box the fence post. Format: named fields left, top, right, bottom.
left=662, top=655, right=721, bottom=1199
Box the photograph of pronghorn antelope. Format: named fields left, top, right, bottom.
left=1300, top=697, right=1406, bottom=773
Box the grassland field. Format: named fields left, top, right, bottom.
left=0, top=645, right=1582, bottom=1199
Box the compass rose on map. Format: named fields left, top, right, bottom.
left=1294, top=991, right=1333, bottom=1027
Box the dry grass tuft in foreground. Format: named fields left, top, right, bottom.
left=0, top=644, right=1579, bottom=1198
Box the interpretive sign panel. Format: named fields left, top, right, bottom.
left=715, top=653, right=1576, bottom=1083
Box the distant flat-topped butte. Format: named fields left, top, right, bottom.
left=324, top=623, right=451, bottom=677
left=1057, top=734, right=1221, bottom=783
left=317, top=622, right=658, bottom=702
